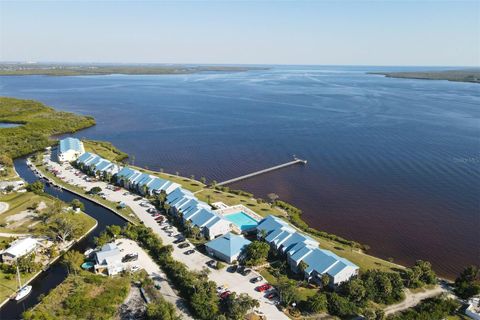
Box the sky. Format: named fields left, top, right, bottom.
left=0, top=1, right=479, bottom=66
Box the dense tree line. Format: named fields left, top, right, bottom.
left=0, top=97, right=95, bottom=158
left=454, top=265, right=480, bottom=299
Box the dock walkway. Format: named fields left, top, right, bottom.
left=217, top=156, right=307, bottom=186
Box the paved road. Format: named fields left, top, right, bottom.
left=44, top=158, right=287, bottom=320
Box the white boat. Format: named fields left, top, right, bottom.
left=15, top=285, right=32, bottom=301
left=84, top=248, right=95, bottom=257
left=13, top=265, right=32, bottom=301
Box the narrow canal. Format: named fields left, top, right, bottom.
left=0, top=157, right=128, bottom=320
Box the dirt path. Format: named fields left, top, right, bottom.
left=384, top=285, right=447, bottom=315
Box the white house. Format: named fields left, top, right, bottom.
left=94, top=243, right=125, bottom=276
left=58, top=137, right=85, bottom=162
left=1, top=237, right=38, bottom=264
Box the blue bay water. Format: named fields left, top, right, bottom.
left=0, top=66, right=478, bottom=278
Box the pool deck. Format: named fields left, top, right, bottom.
left=213, top=204, right=262, bottom=233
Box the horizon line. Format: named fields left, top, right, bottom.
left=0, top=61, right=478, bottom=69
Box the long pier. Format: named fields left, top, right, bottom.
left=217, top=156, right=307, bottom=186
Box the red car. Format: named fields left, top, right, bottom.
left=219, top=290, right=231, bottom=299
left=114, top=187, right=121, bottom=191
left=255, top=284, right=272, bottom=292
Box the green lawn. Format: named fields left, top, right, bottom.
left=131, top=166, right=206, bottom=192
left=0, top=192, right=97, bottom=303
left=0, top=192, right=57, bottom=234
left=22, top=272, right=131, bottom=320
left=83, top=139, right=128, bottom=162
left=259, top=268, right=318, bottom=301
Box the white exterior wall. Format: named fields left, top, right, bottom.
left=59, top=149, right=84, bottom=162
left=332, top=266, right=359, bottom=285
left=205, top=220, right=232, bottom=240
left=206, top=247, right=238, bottom=264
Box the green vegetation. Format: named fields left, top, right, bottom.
left=0, top=191, right=96, bottom=302
left=146, top=296, right=182, bottom=320
left=0, top=97, right=95, bottom=158
left=372, top=69, right=480, bottom=83
left=243, top=240, right=270, bottom=266
left=387, top=295, right=460, bottom=320
left=403, top=260, right=437, bottom=289
left=22, top=271, right=130, bottom=320
left=0, top=63, right=265, bottom=76
left=0, top=191, right=95, bottom=236
left=454, top=265, right=480, bottom=299
left=0, top=154, right=18, bottom=181
left=26, top=180, right=45, bottom=194
left=83, top=139, right=128, bottom=162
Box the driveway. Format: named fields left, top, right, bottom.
left=43, top=158, right=287, bottom=319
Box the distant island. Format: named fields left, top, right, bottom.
left=0, top=63, right=266, bottom=76
left=371, top=69, right=480, bottom=83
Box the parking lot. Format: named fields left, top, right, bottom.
left=45, top=158, right=288, bottom=319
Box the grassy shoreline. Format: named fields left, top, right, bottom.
left=82, top=139, right=401, bottom=273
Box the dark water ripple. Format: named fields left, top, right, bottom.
left=0, top=66, right=479, bottom=278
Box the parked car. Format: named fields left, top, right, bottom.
left=227, top=265, right=238, bottom=273
left=250, top=276, right=263, bottom=283
left=255, top=284, right=272, bottom=292
left=241, top=269, right=252, bottom=276
left=123, top=192, right=130, bottom=196
left=237, top=266, right=245, bottom=274
left=184, top=249, right=195, bottom=255
left=173, top=237, right=186, bottom=244
left=219, top=291, right=231, bottom=299
left=122, top=253, right=138, bottom=262
left=207, top=260, right=216, bottom=268
left=216, top=285, right=227, bottom=293
left=266, top=292, right=278, bottom=300
left=178, top=243, right=190, bottom=249
left=133, top=197, right=142, bottom=201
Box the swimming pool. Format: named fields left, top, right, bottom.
left=224, top=211, right=259, bottom=231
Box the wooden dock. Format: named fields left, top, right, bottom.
left=217, top=156, right=307, bottom=186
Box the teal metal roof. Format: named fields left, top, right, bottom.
left=205, top=233, right=251, bottom=259
left=77, top=152, right=94, bottom=163
left=59, top=137, right=83, bottom=153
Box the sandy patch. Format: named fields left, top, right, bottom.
left=37, top=201, right=47, bottom=211
left=0, top=202, right=9, bottom=214
left=6, top=210, right=36, bottom=223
